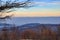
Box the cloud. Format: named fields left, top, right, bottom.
left=33, top=1, right=60, bottom=6
left=48, top=1, right=60, bottom=5
left=34, top=2, right=47, bottom=6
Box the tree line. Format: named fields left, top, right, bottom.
left=0, top=25, right=60, bottom=40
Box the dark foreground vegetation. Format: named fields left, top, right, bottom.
left=0, top=23, right=60, bottom=40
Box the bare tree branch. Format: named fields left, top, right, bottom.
left=0, top=0, right=32, bottom=12
left=0, top=0, right=33, bottom=21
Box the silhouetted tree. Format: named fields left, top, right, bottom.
left=20, top=29, right=36, bottom=39
left=39, top=25, right=57, bottom=40
left=57, top=26, right=60, bottom=40
left=6, top=26, right=21, bottom=40
left=0, top=0, right=33, bottom=21
left=0, top=0, right=32, bottom=12
left=1, top=27, right=9, bottom=40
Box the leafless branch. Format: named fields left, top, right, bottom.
left=0, top=0, right=33, bottom=20
left=0, top=0, right=32, bottom=12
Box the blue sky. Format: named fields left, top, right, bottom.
left=1, top=0, right=60, bottom=17
left=33, top=0, right=60, bottom=2
left=0, top=0, right=60, bottom=26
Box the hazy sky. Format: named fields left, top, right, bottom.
left=0, top=0, right=60, bottom=26
left=1, top=0, right=60, bottom=17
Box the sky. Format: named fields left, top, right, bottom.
left=12, top=0, right=60, bottom=17
left=0, top=0, right=60, bottom=26
left=0, top=0, right=60, bottom=17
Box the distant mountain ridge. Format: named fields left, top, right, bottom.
left=17, top=23, right=60, bottom=32
left=1, top=17, right=60, bottom=25
left=0, top=23, right=14, bottom=28
left=0, top=23, right=60, bottom=32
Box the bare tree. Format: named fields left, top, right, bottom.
left=57, top=26, right=60, bottom=40
left=0, top=0, right=32, bottom=12
left=0, top=0, right=33, bottom=40
left=0, top=0, right=32, bottom=19
left=0, top=0, right=33, bottom=23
